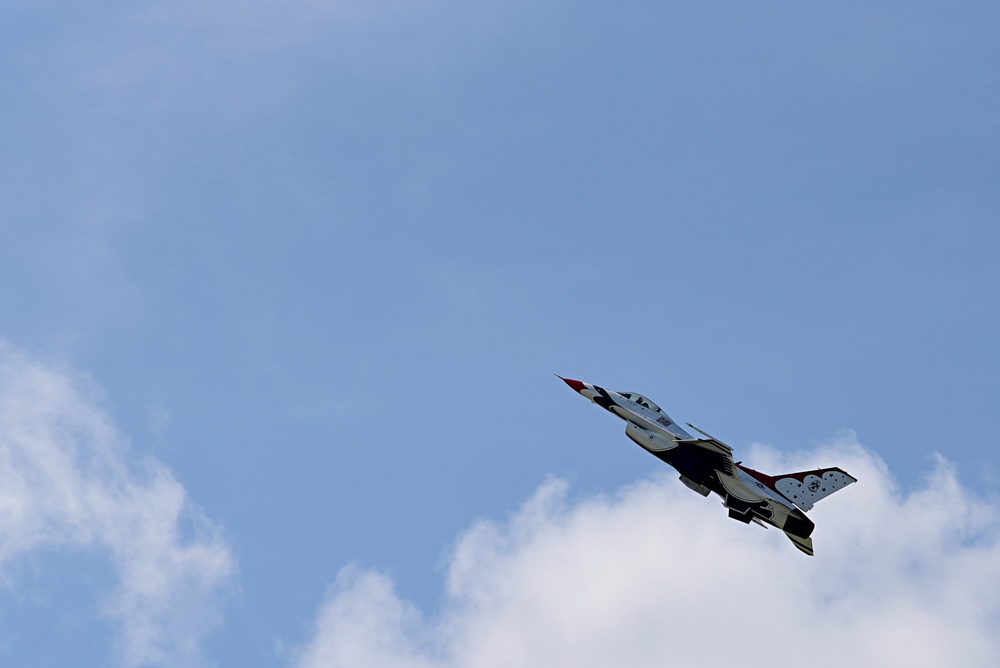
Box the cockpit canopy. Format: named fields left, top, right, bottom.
left=618, top=392, right=662, bottom=413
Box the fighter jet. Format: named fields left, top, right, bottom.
left=559, top=377, right=856, bottom=555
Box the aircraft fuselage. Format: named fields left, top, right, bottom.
left=557, top=376, right=850, bottom=554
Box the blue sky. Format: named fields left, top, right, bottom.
left=2, top=1, right=999, bottom=666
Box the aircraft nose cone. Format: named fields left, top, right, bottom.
left=558, top=376, right=587, bottom=393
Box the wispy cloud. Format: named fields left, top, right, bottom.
left=0, top=343, right=234, bottom=666
left=294, top=435, right=1000, bottom=668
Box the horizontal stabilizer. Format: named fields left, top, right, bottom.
left=786, top=532, right=814, bottom=556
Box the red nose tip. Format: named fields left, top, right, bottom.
left=558, top=376, right=586, bottom=393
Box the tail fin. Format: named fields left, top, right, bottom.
left=771, top=467, right=857, bottom=512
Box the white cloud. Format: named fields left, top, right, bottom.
left=294, top=435, right=1000, bottom=668
left=0, top=343, right=234, bottom=666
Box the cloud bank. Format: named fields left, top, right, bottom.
left=295, top=436, right=1000, bottom=668
left=0, top=343, right=234, bottom=666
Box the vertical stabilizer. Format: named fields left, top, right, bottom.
left=740, top=465, right=857, bottom=512
left=772, top=468, right=857, bottom=511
